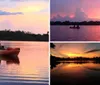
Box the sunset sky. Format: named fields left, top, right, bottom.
left=51, top=0, right=100, bottom=21
left=0, top=0, right=48, bottom=34
left=51, top=43, right=100, bottom=58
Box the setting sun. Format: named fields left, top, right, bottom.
left=66, top=53, right=82, bottom=57
left=51, top=43, right=100, bottom=58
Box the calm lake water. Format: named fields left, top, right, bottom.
left=51, top=61, right=100, bottom=85
left=51, top=26, right=100, bottom=41
left=0, top=41, right=48, bottom=85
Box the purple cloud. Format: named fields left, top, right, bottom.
left=0, top=10, right=23, bottom=15
left=51, top=8, right=90, bottom=21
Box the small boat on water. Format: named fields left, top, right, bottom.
left=70, top=25, right=80, bottom=29
left=0, top=48, right=20, bottom=56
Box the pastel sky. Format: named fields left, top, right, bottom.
left=51, top=43, right=100, bottom=58
left=0, top=0, right=49, bottom=34
left=51, top=0, right=100, bottom=21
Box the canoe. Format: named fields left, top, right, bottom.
left=0, top=48, right=20, bottom=56
left=70, top=27, right=80, bottom=29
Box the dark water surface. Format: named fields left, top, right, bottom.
left=51, top=61, right=100, bottom=85
left=51, top=26, right=100, bottom=41
left=0, top=41, right=48, bottom=85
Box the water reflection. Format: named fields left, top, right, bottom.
left=0, top=55, right=20, bottom=65
left=51, top=61, right=100, bottom=85
left=51, top=26, right=100, bottom=41
left=51, top=61, right=100, bottom=70
left=0, top=41, right=48, bottom=85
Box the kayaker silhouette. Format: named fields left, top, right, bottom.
left=0, top=43, right=5, bottom=50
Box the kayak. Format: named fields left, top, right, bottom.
left=0, top=48, right=20, bottom=56
left=70, top=27, right=80, bottom=29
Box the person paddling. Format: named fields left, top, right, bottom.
left=0, top=42, right=5, bottom=50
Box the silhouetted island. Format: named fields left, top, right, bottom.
left=51, top=21, right=100, bottom=25
left=51, top=55, right=100, bottom=61
left=51, top=55, right=100, bottom=69
left=0, top=30, right=49, bottom=41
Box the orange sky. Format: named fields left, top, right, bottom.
left=51, top=43, right=100, bottom=58
left=0, top=0, right=49, bottom=34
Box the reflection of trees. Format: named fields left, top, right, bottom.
left=51, top=55, right=100, bottom=69
left=0, top=30, right=49, bottom=41
left=83, top=65, right=100, bottom=71
left=84, top=67, right=100, bottom=71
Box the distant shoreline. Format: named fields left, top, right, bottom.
left=0, top=30, right=49, bottom=42
left=51, top=55, right=100, bottom=62
left=51, top=21, right=100, bottom=25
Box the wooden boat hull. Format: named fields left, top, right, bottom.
left=0, top=48, right=20, bottom=56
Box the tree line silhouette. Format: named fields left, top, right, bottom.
left=51, top=55, right=100, bottom=69
left=0, top=30, right=49, bottom=41
left=51, top=21, right=100, bottom=25
left=51, top=55, right=100, bottom=61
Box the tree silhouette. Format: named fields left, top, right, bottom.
left=0, top=30, right=49, bottom=41
left=51, top=21, right=100, bottom=25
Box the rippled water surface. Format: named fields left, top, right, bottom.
left=0, top=41, right=48, bottom=85
left=51, top=26, right=100, bottom=41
